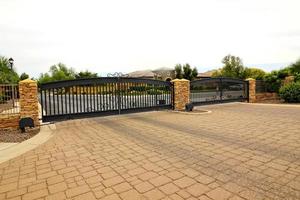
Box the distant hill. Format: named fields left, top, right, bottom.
left=197, top=70, right=217, bottom=78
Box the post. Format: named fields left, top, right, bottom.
left=19, top=79, right=40, bottom=127
left=219, top=78, right=223, bottom=101
left=246, top=78, right=256, bottom=103
left=117, top=77, right=121, bottom=115
left=171, top=79, right=190, bottom=111
left=12, top=85, right=15, bottom=108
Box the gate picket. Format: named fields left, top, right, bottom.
left=190, top=77, right=249, bottom=105
left=40, top=77, right=173, bottom=122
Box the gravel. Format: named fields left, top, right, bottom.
left=0, top=127, right=40, bottom=143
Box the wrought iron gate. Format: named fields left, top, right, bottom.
left=190, top=78, right=248, bottom=105
left=40, top=77, right=173, bottom=122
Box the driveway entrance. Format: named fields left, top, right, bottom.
left=0, top=103, right=299, bottom=199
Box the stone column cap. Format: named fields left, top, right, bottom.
left=246, top=78, right=255, bottom=81
left=171, top=78, right=190, bottom=82
left=20, top=79, right=37, bottom=83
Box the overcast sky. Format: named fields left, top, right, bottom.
left=0, top=0, right=299, bottom=78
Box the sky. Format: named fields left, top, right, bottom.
left=0, top=0, right=299, bottom=78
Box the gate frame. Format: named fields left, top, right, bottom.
left=40, top=77, right=173, bottom=122
left=190, top=77, right=249, bottom=106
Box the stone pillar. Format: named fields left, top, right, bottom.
left=246, top=78, right=256, bottom=103
left=19, top=79, right=40, bottom=126
left=283, top=76, right=294, bottom=86
left=171, top=79, right=190, bottom=111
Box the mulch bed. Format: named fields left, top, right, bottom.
left=0, top=127, right=40, bottom=143
left=171, top=109, right=210, bottom=115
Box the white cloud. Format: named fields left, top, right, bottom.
left=0, top=0, right=299, bottom=77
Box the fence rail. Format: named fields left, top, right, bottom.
left=255, top=80, right=268, bottom=93
left=0, top=84, right=20, bottom=116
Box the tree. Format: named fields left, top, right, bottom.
left=38, top=73, right=52, bottom=84
left=38, top=63, right=76, bottom=84
left=174, top=63, right=198, bottom=80
left=0, top=56, right=19, bottom=84
left=211, top=69, right=222, bottom=77
left=49, top=63, right=76, bottom=80
left=264, top=71, right=284, bottom=92
left=220, top=55, right=245, bottom=79
left=290, top=58, right=300, bottom=74
left=20, top=72, right=29, bottom=80
left=243, top=68, right=266, bottom=80
left=175, top=64, right=183, bottom=79
left=75, top=70, right=98, bottom=79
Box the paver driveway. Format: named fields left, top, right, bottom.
left=1, top=103, right=300, bottom=200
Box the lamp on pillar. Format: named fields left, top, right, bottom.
left=8, top=58, right=14, bottom=70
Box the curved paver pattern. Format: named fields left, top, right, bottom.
left=0, top=103, right=300, bottom=200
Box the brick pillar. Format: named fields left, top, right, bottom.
left=19, top=79, right=40, bottom=126
left=171, top=79, right=190, bottom=111
left=283, top=76, right=294, bottom=86
left=246, top=78, right=256, bottom=103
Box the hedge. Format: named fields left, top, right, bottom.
left=279, top=82, right=300, bottom=103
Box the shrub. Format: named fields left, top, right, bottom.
left=146, top=89, right=163, bottom=95
left=243, top=68, right=266, bottom=80
left=129, top=86, right=147, bottom=91
left=294, top=72, right=300, bottom=82
left=279, top=82, right=300, bottom=103
left=263, top=71, right=283, bottom=92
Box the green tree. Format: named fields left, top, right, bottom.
left=0, top=56, right=19, bottom=84
left=49, top=63, right=76, bottom=80
left=263, top=66, right=293, bottom=92
left=38, top=73, right=52, bottom=84
left=174, top=63, right=198, bottom=80
left=220, top=55, right=245, bottom=79
left=263, top=71, right=283, bottom=92
left=290, top=58, right=300, bottom=74
left=38, top=63, right=76, bottom=84
left=20, top=72, right=29, bottom=80
left=211, top=69, right=222, bottom=77
left=277, top=67, right=291, bottom=79
left=75, top=70, right=98, bottom=79
left=175, top=64, right=183, bottom=79
left=243, top=68, right=266, bottom=80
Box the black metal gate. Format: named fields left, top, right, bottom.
left=40, top=77, right=173, bottom=122
left=190, top=77, right=249, bottom=105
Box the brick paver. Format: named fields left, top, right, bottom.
left=0, top=103, right=300, bottom=199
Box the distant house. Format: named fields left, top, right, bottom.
left=126, top=70, right=155, bottom=79
left=127, top=68, right=175, bottom=81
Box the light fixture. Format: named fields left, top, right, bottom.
left=8, top=57, right=14, bottom=69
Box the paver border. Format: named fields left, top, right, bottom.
left=0, top=123, right=56, bottom=164
left=241, top=102, right=300, bottom=108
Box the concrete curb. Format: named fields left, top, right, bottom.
left=0, top=124, right=56, bottom=164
